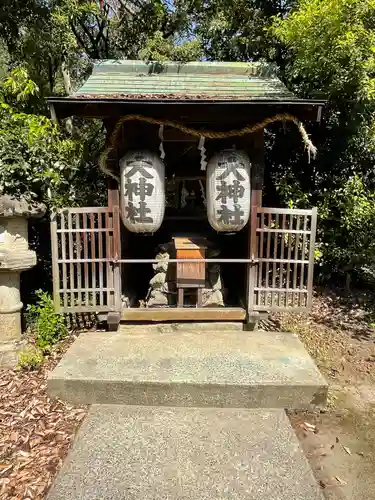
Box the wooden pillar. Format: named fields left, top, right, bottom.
left=108, top=178, right=119, bottom=210
left=107, top=177, right=122, bottom=329
left=251, top=129, right=265, bottom=205
left=246, top=130, right=265, bottom=327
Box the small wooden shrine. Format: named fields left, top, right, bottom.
left=48, top=60, right=324, bottom=330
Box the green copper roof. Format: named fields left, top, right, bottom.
left=73, top=60, right=297, bottom=101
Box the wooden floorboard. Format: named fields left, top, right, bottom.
left=121, top=307, right=246, bottom=322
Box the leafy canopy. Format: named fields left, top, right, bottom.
left=0, top=0, right=201, bottom=99
left=270, top=0, right=375, bottom=280
left=2, top=0, right=375, bottom=284
left=272, top=0, right=375, bottom=100
left=191, top=0, right=291, bottom=63
left=0, top=68, right=82, bottom=207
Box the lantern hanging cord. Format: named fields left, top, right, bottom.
left=100, top=113, right=317, bottom=181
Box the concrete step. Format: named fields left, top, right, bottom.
left=118, top=321, right=245, bottom=332
left=48, top=330, right=327, bottom=408
left=47, top=405, right=324, bottom=500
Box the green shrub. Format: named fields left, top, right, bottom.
left=26, top=290, right=67, bottom=351
left=17, top=346, right=44, bottom=370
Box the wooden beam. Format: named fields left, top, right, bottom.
left=49, top=101, right=324, bottom=123
left=121, top=307, right=246, bottom=322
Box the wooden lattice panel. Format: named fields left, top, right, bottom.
left=249, top=207, right=317, bottom=312
left=50, top=207, right=121, bottom=313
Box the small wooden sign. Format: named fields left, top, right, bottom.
left=173, top=236, right=207, bottom=288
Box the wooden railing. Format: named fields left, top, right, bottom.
left=51, top=205, right=317, bottom=316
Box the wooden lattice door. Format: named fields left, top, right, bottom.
left=50, top=207, right=121, bottom=314
left=248, top=207, right=318, bottom=313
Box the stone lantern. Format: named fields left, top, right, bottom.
left=0, top=196, right=45, bottom=367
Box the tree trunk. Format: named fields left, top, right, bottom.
left=61, top=60, right=72, bottom=95
left=61, top=60, right=73, bottom=134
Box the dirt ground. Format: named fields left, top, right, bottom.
left=269, top=287, right=375, bottom=500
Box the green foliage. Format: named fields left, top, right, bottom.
left=2, top=67, right=39, bottom=102
left=270, top=0, right=375, bottom=281
left=275, top=173, right=311, bottom=208
left=0, top=68, right=107, bottom=208
left=275, top=169, right=375, bottom=276
left=319, top=175, right=375, bottom=271
left=192, top=0, right=291, bottom=63
left=272, top=0, right=375, bottom=100
left=0, top=0, right=196, bottom=98
left=0, top=100, right=82, bottom=206
left=17, top=346, right=44, bottom=370
left=27, top=290, right=67, bottom=352
left=139, top=31, right=202, bottom=62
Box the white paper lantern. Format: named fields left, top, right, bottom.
left=120, top=150, right=165, bottom=233
left=206, top=149, right=251, bottom=232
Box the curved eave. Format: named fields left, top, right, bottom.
left=47, top=96, right=326, bottom=123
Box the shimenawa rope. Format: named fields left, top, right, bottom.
left=99, top=113, right=317, bottom=182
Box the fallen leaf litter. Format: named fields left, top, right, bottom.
left=0, top=345, right=87, bottom=500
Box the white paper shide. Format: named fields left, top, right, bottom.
left=206, top=149, right=251, bottom=232
left=120, top=150, right=165, bottom=233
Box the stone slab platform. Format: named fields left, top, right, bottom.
left=48, top=330, right=327, bottom=408
left=47, top=406, right=324, bottom=500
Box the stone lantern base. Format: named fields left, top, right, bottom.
left=0, top=195, right=45, bottom=368
left=0, top=272, right=23, bottom=340
left=0, top=271, right=28, bottom=367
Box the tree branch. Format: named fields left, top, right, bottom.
left=93, top=16, right=108, bottom=56
left=69, top=20, right=87, bottom=52
left=78, top=18, right=99, bottom=56
left=118, top=0, right=141, bottom=15
left=48, top=57, right=55, bottom=93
